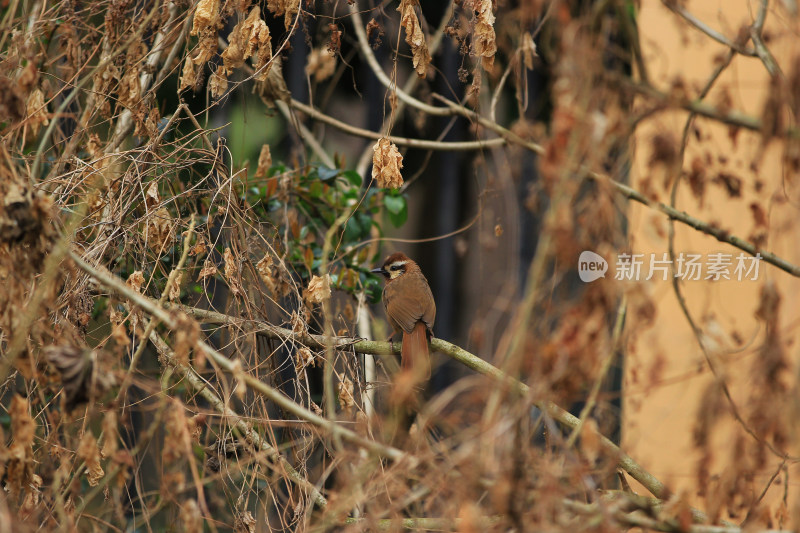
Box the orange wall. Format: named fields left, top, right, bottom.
left=625, top=0, right=800, bottom=522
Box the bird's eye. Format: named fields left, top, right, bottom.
left=390, top=265, right=401, bottom=271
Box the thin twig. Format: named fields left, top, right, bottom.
left=347, top=6, right=798, bottom=280
left=290, top=99, right=506, bottom=151
left=69, top=250, right=409, bottom=465
left=148, top=331, right=329, bottom=508
left=106, top=1, right=180, bottom=152
left=352, top=1, right=456, bottom=177
left=750, top=0, right=783, bottom=79
left=174, top=303, right=668, bottom=499
left=115, top=215, right=197, bottom=402
left=661, top=1, right=757, bottom=57
left=30, top=0, right=164, bottom=180
left=565, top=294, right=627, bottom=448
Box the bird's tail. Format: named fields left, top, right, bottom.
left=401, top=321, right=431, bottom=380
left=391, top=322, right=431, bottom=438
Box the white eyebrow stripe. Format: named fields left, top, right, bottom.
left=389, top=261, right=408, bottom=269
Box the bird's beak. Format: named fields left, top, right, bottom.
left=370, top=266, right=387, bottom=275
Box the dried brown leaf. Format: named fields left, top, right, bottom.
left=209, top=67, right=228, bottom=99
left=304, top=274, right=331, bottom=305
left=222, top=6, right=270, bottom=73
left=25, top=88, right=48, bottom=136
left=306, top=47, right=336, bottom=83
left=87, top=134, right=103, bottom=159
left=189, top=237, right=208, bottom=257
left=173, top=312, right=199, bottom=366
left=231, top=359, right=247, bottom=399
left=169, top=270, right=183, bottom=302
left=19, top=473, right=42, bottom=520
left=252, top=27, right=273, bottom=82
left=178, top=56, right=198, bottom=93
left=10, top=395, right=34, bottom=449
left=473, top=0, right=497, bottom=71
left=163, top=400, right=193, bottom=462
left=0, top=75, right=26, bottom=123
left=255, top=144, right=272, bottom=178
left=327, top=23, right=342, bottom=54
left=119, top=66, right=141, bottom=109
left=371, top=137, right=404, bottom=189
left=580, top=418, right=601, bottom=463
left=77, top=432, right=104, bottom=486
left=521, top=32, right=537, bottom=70
left=146, top=207, right=174, bottom=250
left=181, top=499, right=203, bottom=533
left=254, top=56, right=289, bottom=105
left=337, top=377, right=355, bottom=413
left=295, top=347, right=315, bottom=374
left=224, top=247, right=243, bottom=296
left=256, top=253, right=281, bottom=297
left=366, top=18, right=384, bottom=49
left=266, top=0, right=299, bottom=30
left=256, top=253, right=273, bottom=274
left=191, top=0, right=220, bottom=36
left=397, top=0, right=431, bottom=78
left=101, top=410, right=118, bottom=458
left=0, top=179, right=49, bottom=247
left=127, top=271, right=145, bottom=293
left=145, top=181, right=160, bottom=208
left=198, top=259, right=217, bottom=281
left=291, top=311, right=307, bottom=333
left=193, top=30, right=218, bottom=66
left=235, top=511, right=257, bottom=533
left=109, top=308, right=130, bottom=347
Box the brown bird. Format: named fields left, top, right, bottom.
left=371, top=252, right=436, bottom=379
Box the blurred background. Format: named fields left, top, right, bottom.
left=3, top=0, right=800, bottom=529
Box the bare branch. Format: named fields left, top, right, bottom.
left=661, top=0, right=757, bottom=57
left=69, top=250, right=409, bottom=464
left=290, top=99, right=506, bottom=151
left=173, top=304, right=669, bottom=499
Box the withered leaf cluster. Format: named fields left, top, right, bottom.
left=471, top=0, right=497, bottom=72
left=397, top=0, right=431, bottom=78
left=371, top=137, right=404, bottom=189
left=304, top=273, right=331, bottom=306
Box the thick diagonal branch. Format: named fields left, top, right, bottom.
left=176, top=304, right=668, bottom=499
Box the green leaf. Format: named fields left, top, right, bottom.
left=343, top=170, right=363, bottom=186
left=344, top=216, right=362, bottom=242
left=364, top=277, right=383, bottom=303
left=385, top=195, right=407, bottom=227
left=309, top=180, right=323, bottom=199
left=356, top=212, right=372, bottom=238
left=384, top=194, right=405, bottom=215
left=388, top=208, right=407, bottom=227
left=317, top=166, right=340, bottom=181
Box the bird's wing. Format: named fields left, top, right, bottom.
left=421, top=280, right=436, bottom=332
left=385, top=283, right=426, bottom=333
